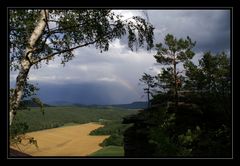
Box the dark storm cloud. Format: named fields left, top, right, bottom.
left=117, top=10, right=230, bottom=54
left=145, top=10, right=230, bottom=53
left=35, top=81, right=140, bottom=105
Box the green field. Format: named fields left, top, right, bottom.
left=89, top=146, right=124, bottom=156
left=11, top=106, right=138, bottom=133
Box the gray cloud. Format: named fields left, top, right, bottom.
left=147, top=10, right=230, bottom=53
left=10, top=10, right=230, bottom=105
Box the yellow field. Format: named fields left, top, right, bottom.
left=10, top=123, right=109, bottom=156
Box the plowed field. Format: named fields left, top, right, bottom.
left=10, top=123, right=109, bottom=156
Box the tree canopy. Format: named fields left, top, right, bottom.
left=153, top=34, right=196, bottom=108
left=131, top=35, right=231, bottom=157
left=10, top=9, right=154, bottom=70
left=9, top=9, right=155, bottom=125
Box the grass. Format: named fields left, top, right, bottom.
left=89, top=146, right=124, bottom=156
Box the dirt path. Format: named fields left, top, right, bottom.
left=10, top=123, right=109, bottom=156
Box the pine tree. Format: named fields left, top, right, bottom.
left=154, top=34, right=196, bottom=109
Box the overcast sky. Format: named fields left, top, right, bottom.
left=10, top=10, right=230, bottom=105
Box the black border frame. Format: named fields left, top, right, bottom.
left=1, top=0, right=239, bottom=161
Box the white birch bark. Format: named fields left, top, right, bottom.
left=10, top=10, right=48, bottom=126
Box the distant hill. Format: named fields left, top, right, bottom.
left=72, top=101, right=148, bottom=109
left=21, top=100, right=52, bottom=107
left=46, top=101, right=148, bottom=109
left=110, top=101, right=148, bottom=109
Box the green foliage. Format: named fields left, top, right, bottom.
left=9, top=10, right=41, bottom=71
left=90, top=120, right=133, bottom=147
left=148, top=128, right=178, bottom=157
left=10, top=121, right=39, bottom=151
left=139, top=73, right=155, bottom=88
left=10, top=82, right=40, bottom=111
left=154, top=34, right=195, bottom=65
left=9, top=9, right=154, bottom=126
left=183, top=51, right=231, bottom=126
left=10, top=9, right=154, bottom=69
left=190, top=124, right=231, bottom=157
left=139, top=73, right=155, bottom=107
left=151, top=92, right=171, bottom=106
left=101, top=134, right=123, bottom=147
left=177, top=126, right=201, bottom=156
left=184, top=51, right=230, bottom=95
left=151, top=34, right=196, bottom=108
left=10, top=81, right=45, bottom=118
left=31, top=97, right=45, bottom=115
left=90, top=120, right=129, bottom=135
left=125, top=97, right=231, bottom=157
left=130, top=40, right=231, bottom=157
left=22, top=82, right=39, bottom=99
left=89, top=146, right=124, bottom=156
left=10, top=121, right=29, bottom=139
left=11, top=106, right=137, bottom=133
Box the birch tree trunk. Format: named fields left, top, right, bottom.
left=10, top=10, right=48, bottom=126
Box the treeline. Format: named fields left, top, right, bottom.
left=90, top=120, right=133, bottom=147
left=124, top=34, right=231, bottom=157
